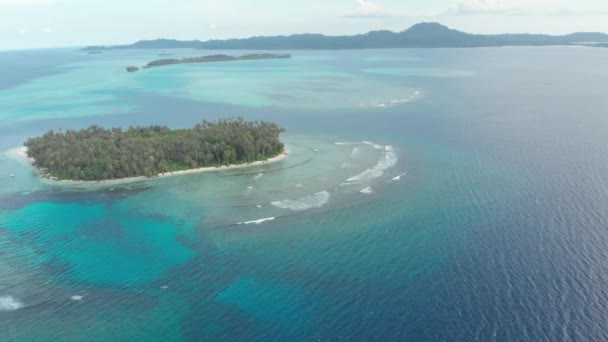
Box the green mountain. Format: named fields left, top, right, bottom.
left=83, top=22, right=608, bottom=51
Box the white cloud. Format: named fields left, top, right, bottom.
left=455, top=0, right=511, bottom=14
left=345, top=0, right=412, bottom=18
left=345, top=0, right=443, bottom=18
left=445, top=1, right=608, bottom=17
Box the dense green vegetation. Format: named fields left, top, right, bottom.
left=142, top=53, right=290, bottom=69
left=25, top=118, right=285, bottom=181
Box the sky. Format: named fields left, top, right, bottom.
left=1, top=0, right=608, bottom=50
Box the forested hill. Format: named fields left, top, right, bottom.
left=25, top=119, right=285, bottom=181
left=83, top=22, right=608, bottom=51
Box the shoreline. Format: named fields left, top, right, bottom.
left=7, top=146, right=288, bottom=186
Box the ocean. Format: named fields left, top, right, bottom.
left=1, top=46, right=608, bottom=341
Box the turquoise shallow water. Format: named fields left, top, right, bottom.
left=2, top=202, right=196, bottom=285
left=1, top=46, right=608, bottom=340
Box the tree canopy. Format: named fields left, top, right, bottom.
left=25, top=118, right=285, bottom=181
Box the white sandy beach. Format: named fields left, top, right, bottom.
left=6, top=146, right=288, bottom=186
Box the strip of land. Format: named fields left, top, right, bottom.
left=141, top=53, right=291, bottom=69
left=20, top=119, right=286, bottom=184
left=8, top=146, right=288, bottom=186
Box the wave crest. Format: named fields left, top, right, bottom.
left=362, top=141, right=384, bottom=150
left=392, top=172, right=407, bottom=181
left=345, top=145, right=398, bottom=184
left=346, top=169, right=384, bottom=183
left=375, top=149, right=397, bottom=171
left=271, top=191, right=330, bottom=211
left=360, top=187, right=373, bottom=194
left=238, top=217, right=276, bottom=225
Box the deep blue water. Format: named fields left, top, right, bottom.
left=1, top=46, right=608, bottom=341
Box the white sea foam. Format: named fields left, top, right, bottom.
left=247, top=186, right=254, bottom=190
left=340, top=162, right=351, bottom=169
left=256, top=205, right=263, bottom=208
left=238, top=217, right=276, bottom=225
left=360, top=187, right=373, bottom=194
left=346, top=169, right=384, bottom=183
left=295, top=184, right=304, bottom=188
left=351, top=147, right=360, bottom=157
left=271, top=191, right=330, bottom=211
left=335, top=142, right=358, bottom=145
left=391, top=172, right=407, bottom=181
left=0, top=295, right=24, bottom=311
left=390, top=99, right=409, bottom=104
left=253, top=173, right=263, bottom=180
left=377, top=104, right=386, bottom=108
left=362, top=141, right=384, bottom=150
left=375, top=150, right=398, bottom=171
left=344, top=146, right=398, bottom=185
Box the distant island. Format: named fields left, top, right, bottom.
left=82, top=22, right=608, bottom=51
left=142, top=53, right=291, bottom=69
left=585, top=43, right=608, bottom=48
left=24, top=118, right=285, bottom=182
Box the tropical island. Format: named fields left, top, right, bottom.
left=23, top=118, right=285, bottom=182
left=141, top=53, right=291, bottom=69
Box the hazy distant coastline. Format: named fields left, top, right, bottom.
left=82, top=22, right=608, bottom=51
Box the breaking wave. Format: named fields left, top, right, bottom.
left=344, top=145, right=398, bottom=184
left=346, top=169, right=384, bottom=183
left=351, top=147, right=360, bottom=157
left=360, top=187, right=373, bottom=194
left=375, top=148, right=398, bottom=171
left=238, top=217, right=276, bottom=225
left=253, top=173, right=263, bottom=180
left=392, top=172, right=407, bottom=181
left=0, top=295, right=24, bottom=311
left=271, top=191, right=330, bottom=211
left=362, top=141, right=384, bottom=150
